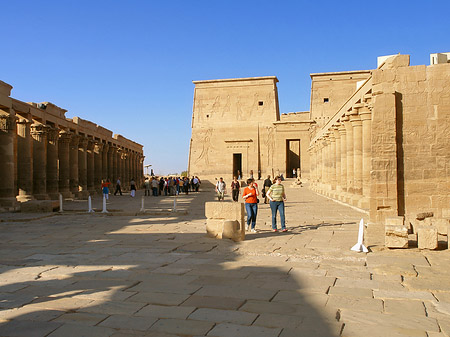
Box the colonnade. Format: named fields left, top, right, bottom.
left=0, top=80, right=144, bottom=210
left=309, top=95, right=372, bottom=210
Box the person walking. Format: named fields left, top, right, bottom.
left=266, top=176, right=287, bottom=232
left=144, top=178, right=151, bottom=196
left=242, top=178, right=259, bottom=232
left=231, top=176, right=240, bottom=202
left=101, top=179, right=111, bottom=200
left=151, top=177, right=159, bottom=196
left=130, top=178, right=136, bottom=197
left=263, top=175, right=272, bottom=204
left=114, top=177, right=122, bottom=196
left=215, top=177, right=226, bottom=201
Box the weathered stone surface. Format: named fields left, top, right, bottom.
left=205, top=202, right=244, bottom=221
left=188, top=307, right=257, bottom=325
left=385, top=219, right=408, bottom=248
left=207, top=322, right=282, bottom=337
left=417, top=212, right=434, bottom=220
left=149, top=318, right=214, bottom=335
left=417, top=226, right=438, bottom=250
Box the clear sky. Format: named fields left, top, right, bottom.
left=2, top=1, right=449, bottom=175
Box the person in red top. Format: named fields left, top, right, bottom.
left=242, top=178, right=259, bottom=232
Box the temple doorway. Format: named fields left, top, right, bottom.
left=233, top=153, right=242, bottom=179
left=286, top=140, right=300, bottom=178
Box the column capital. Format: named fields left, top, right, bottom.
left=102, top=142, right=109, bottom=152
left=359, top=108, right=372, bottom=121
left=78, top=136, right=88, bottom=149
left=0, top=114, right=17, bottom=132
left=58, top=130, right=72, bottom=143
left=87, top=138, right=95, bottom=151
left=94, top=141, right=104, bottom=153
left=70, top=134, right=80, bottom=147
left=17, top=117, right=32, bottom=125
left=108, top=145, right=117, bottom=154
left=47, top=127, right=59, bottom=144
left=30, top=123, right=48, bottom=141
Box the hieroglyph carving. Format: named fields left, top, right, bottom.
left=194, top=128, right=213, bottom=165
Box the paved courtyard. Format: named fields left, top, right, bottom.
left=1, top=182, right=449, bottom=337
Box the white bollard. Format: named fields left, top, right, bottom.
left=140, top=196, right=145, bottom=213
left=351, top=218, right=368, bottom=253
left=172, top=195, right=177, bottom=212
left=101, top=195, right=108, bottom=213
left=59, top=194, right=63, bottom=213
left=88, top=195, right=95, bottom=213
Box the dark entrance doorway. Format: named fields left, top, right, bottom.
left=233, top=153, right=242, bottom=179
left=286, top=140, right=300, bottom=178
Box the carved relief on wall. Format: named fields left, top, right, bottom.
left=222, top=95, right=231, bottom=117
left=194, top=128, right=213, bottom=165
left=265, top=126, right=275, bottom=168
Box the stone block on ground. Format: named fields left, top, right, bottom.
left=417, top=226, right=438, bottom=250
left=205, top=202, right=244, bottom=222
left=20, top=200, right=59, bottom=212
left=385, top=217, right=408, bottom=248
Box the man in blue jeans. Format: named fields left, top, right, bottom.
left=266, top=176, right=287, bottom=232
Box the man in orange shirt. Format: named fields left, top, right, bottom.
left=242, top=178, right=259, bottom=232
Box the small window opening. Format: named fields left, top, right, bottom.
left=258, top=101, right=264, bottom=106
left=323, top=98, right=329, bottom=103
left=206, top=114, right=209, bottom=118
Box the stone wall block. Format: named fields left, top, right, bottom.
left=385, top=216, right=408, bottom=248
left=205, top=202, right=245, bottom=242
left=205, top=202, right=245, bottom=223
left=433, top=218, right=450, bottom=235
left=417, top=226, right=438, bottom=250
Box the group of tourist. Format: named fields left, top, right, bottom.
left=215, top=175, right=287, bottom=233
left=143, top=176, right=201, bottom=196
left=101, top=177, right=137, bottom=198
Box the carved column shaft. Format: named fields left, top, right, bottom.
left=333, top=128, right=341, bottom=191
left=360, top=109, right=372, bottom=208
left=351, top=113, right=363, bottom=197
left=108, top=145, right=115, bottom=181
left=343, top=116, right=354, bottom=195
left=0, top=113, right=18, bottom=207
left=69, top=134, right=80, bottom=196
left=87, top=140, right=95, bottom=194
left=16, top=117, right=34, bottom=201
left=58, top=130, right=73, bottom=197
left=46, top=127, right=59, bottom=199
left=94, top=142, right=103, bottom=192
left=78, top=137, right=88, bottom=196
left=338, top=123, right=347, bottom=194
left=31, top=123, right=48, bottom=199
left=102, top=143, right=108, bottom=183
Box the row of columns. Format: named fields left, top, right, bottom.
left=309, top=103, right=372, bottom=210
left=0, top=111, right=144, bottom=208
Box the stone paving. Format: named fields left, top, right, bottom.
left=1, top=181, right=450, bottom=336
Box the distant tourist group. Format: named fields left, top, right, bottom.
left=215, top=175, right=287, bottom=233
left=143, top=176, right=201, bottom=196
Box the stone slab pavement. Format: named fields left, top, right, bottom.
left=1, top=180, right=450, bottom=336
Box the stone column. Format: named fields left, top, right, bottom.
left=108, top=145, right=115, bottom=182
left=46, top=127, right=60, bottom=199
left=350, top=110, right=363, bottom=206
left=329, top=132, right=337, bottom=192
left=0, top=113, right=19, bottom=209
left=31, top=123, right=48, bottom=200
left=338, top=122, right=347, bottom=202
left=87, top=139, right=95, bottom=195
left=332, top=127, right=341, bottom=193
left=58, top=130, right=73, bottom=198
left=94, top=141, right=103, bottom=193
left=78, top=137, right=89, bottom=198
left=323, top=136, right=330, bottom=192
left=123, top=150, right=129, bottom=190
left=359, top=107, right=372, bottom=210
left=102, top=142, right=108, bottom=183
left=343, top=115, right=354, bottom=202
left=16, top=117, right=34, bottom=202
left=69, top=134, right=80, bottom=197
left=117, top=148, right=123, bottom=187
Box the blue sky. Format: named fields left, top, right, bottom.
left=2, top=1, right=449, bottom=175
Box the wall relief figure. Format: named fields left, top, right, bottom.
left=222, top=94, right=231, bottom=117
left=265, top=126, right=275, bottom=168
left=195, top=128, right=213, bottom=165
left=236, top=97, right=244, bottom=121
